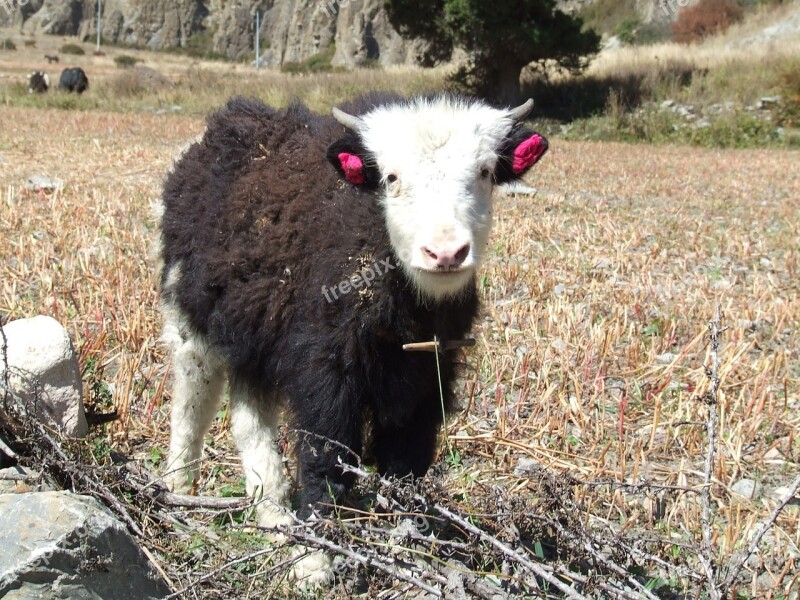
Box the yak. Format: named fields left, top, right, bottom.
left=158, top=94, right=548, bottom=582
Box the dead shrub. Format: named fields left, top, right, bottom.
left=672, top=0, right=744, bottom=44
left=105, top=66, right=173, bottom=98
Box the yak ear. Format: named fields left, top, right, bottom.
left=326, top=134, right=379, bottom=188
left=494, top=127, right=548, bottom=185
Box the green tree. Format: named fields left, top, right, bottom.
left=386, top=0, right=601, bottom=103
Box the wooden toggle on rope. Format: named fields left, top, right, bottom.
left=402, top=338, right=476, bottom=352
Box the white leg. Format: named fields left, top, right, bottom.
left=229, top=381, right=292, bottom=532
left=291, top=549, right=333, bottom=587
left=162, top=303, right=224, bottom=493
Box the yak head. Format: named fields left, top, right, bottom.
left=328, top=95, right=548, bottom=301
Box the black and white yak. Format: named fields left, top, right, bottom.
left=158, top=94, right=548, bottom=582
left=59, top=67, right=88, bottom=94
left=28, top=71, right=49, bottom=94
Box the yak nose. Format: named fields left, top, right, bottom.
left=421, top=242, right=471, bottom=270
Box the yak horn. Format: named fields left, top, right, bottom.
left=507, top=99, right=534, bottom=122
left=332, top=107, right=365, bottom=132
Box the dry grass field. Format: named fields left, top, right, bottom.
left=0, top=24, right=799, bottom=600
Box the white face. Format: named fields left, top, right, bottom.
left=359, top=99, right=518, bottom=301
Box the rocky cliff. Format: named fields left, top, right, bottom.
left=7, top=0, right=433, bottom=67
left=4, top=0, right=696, bottom=67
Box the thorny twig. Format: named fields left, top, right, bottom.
left=723, top=473, right=800, bottom=588
left=697, top=305, right=725, bottom=599
left=339, top=461, right=656, bottom=600
left=281, top=507, right=449, bottom=597
left=124, top=463, right=251, bottom=510
left=0, top=434, right=17, bottom=460
left=164, top=547, right=292, bottom=599
left=0, top=382, right=144, bottom=537
left=0, top=312, right=9, bottom=407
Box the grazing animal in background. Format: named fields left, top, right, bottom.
left=158, top=94, right=548, bottom=582
left=45, top=54, right=59, bottom=64
left=59, top=67, right=88, bottom=94
left=28, top=71, right=49, bottom=94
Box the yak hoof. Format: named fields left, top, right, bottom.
left=255, top=504, right=294, bottom=543
left=162, top=468, right=194, bottom=495
left=290, top=549, right=332, bottom=587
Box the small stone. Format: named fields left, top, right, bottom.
left=712, top=278, right=732, bottom=289
left=660, top=99, right=675, bottom=109
left=0, top=154, right=6, bottom=164
left=769, top=486, right=800, bottom=505
left=759, top=257, right=772, bottom=268
left=731, top=478, right=763, bottom=501
left=655, top=352, right=678, bottom=365
left=0, top=466, right=50, bottom=494
left=25, top=175, right=64, bottom=192
left=738, top=319, right=759, bottom=331
left=514, top=457, right=540, bottom=476
left=593, top=258, right=613, bottom=270
left=553, top=283, right=567, bottom=296
left=0, top=316, right=87, bottom=437
left=756, top=96, right=780, bottom=109
left=550, top=338, right=566, bottom=353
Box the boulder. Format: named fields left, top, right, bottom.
left=0, top=316, right=88, bottom=437
left=0, top=491, right=170, bottom=599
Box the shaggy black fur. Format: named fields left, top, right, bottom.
left=28, top=71, right=48, bottom=94
left=160, top=96, right=534, bottom=517
left=59, top=67, right=88, bottom=94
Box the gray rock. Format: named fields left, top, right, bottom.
left=769, top=485, right=800, bottom=506
left=25, top=175, right=64, bottom=193
left=756, top=96, right=781, bottom=110
left=514, top=457, right=540, bottom=476
left=0, top=316, right=88, bottom=437
left=0, top=491, right=169, bottom=599
left=655, top=352, right=678, bottom=365
left=0, top=154, right=6, bottom=164
left=0, top=466, right=51, bottom=494
left=731, top=478, right=763, bottom=501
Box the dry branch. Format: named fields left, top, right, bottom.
left=723, top=473, right=800, bottom=589
left=698, top=305, right=725, bottom=600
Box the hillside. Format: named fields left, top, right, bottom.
left=0, top=0, right=431, bottom=68
left=0, top=0, right=699, bottom=68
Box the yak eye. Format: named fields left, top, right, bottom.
left=480, top=168, right=491, bottom=179
left=386, top=174, right=398, bottom=184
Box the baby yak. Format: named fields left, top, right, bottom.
left=159, top=94, right=548, bottom=579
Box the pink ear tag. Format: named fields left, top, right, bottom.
left=338, top=152, right=365, bottom=185
left=512, top=134, right=546, bottom=174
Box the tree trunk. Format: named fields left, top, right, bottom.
left=490, top=62, right=524, bottom=105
